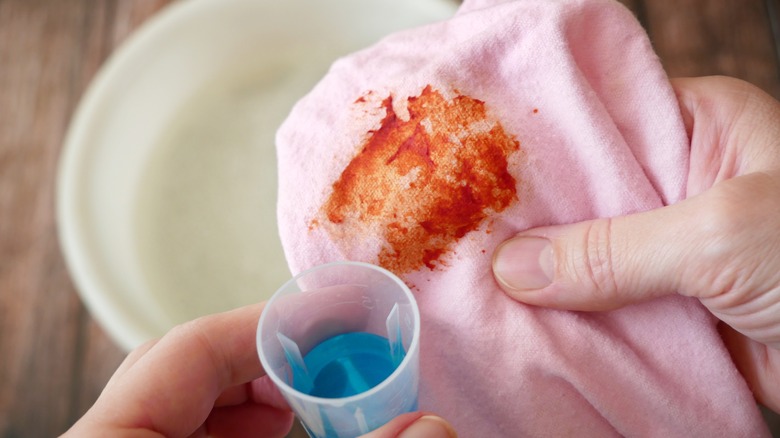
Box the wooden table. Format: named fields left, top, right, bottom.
left=1, top=0, right=779, bottom=436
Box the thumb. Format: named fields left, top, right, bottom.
left=492, top=171, right=780, bottom=311
left=359, top=413, right=457, bottom=438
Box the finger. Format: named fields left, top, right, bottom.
left=191, top=403, right=293, bottom=438
left=87, top=303, right=276, bottom=436
left=103, top=338, right=159, bottom=391
left=359, top=413, right=457, bottom=438
left=213, top=375, right=289, bottom=411
left=493, top=171, right=780, bottom=311
left=493, top=202, right=689, bottom=310
left=248, top=374, right=291, bottom=410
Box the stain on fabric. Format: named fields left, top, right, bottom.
left=320, top=85, right=520, bottom=274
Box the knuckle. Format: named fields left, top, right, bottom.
left=699, top=190, right=748, bottom=240
left=166, top=316, right=219, bottom=358
left=693, top=178, right=765, bottom=263
left=686, top=173, right=780, bottom=298
left=167, top=317, right=204, bottom=338
left=701, top=172, right=780, bottom=235
left=573, top=218, right=620, bottom=302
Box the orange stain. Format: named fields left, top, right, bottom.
left=321, top=86, right=520, bottom=274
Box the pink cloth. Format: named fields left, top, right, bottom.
left=275, top=0, right=768, bottom=435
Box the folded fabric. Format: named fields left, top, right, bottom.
left=273, top=0, right=768, bottom=435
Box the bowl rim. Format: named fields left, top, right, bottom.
left=57, top=0, right=234, bottom=351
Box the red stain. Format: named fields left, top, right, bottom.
left=321, top=86, right=520, bottom=274
left=354, top=91, right=374, bottom=104
left=533, top=108, right=539, bottom=114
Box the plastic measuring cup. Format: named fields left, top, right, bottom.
left=256, top=261, right=420, bottom=438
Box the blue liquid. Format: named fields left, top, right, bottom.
left=299, top=332, right=402, bottom=398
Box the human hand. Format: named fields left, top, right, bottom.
left=492, top=76, right=780, bottom=412
left=64, top=303, right=455, bottom=438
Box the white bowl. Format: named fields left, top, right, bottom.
left=58, top=0, right=456, bottom=351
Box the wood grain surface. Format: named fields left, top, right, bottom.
left=0, top=0, right=779, bottom=436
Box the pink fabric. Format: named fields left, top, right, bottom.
left=274, top=0, right=768, bottom=435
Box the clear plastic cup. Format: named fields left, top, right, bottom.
left=256, top=261, right=420, bottom=438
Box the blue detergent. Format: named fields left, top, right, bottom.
left=298, top=332, right=402, bottom=398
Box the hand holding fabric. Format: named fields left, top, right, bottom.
left=493, top=76, right=780, bottom=411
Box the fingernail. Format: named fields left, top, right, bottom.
left=398, top=415, right=457, bottom=438
left=493, top=237, right=553, bottom=290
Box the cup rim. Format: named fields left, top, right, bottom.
left=256, top=260, right=421, bottom=404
